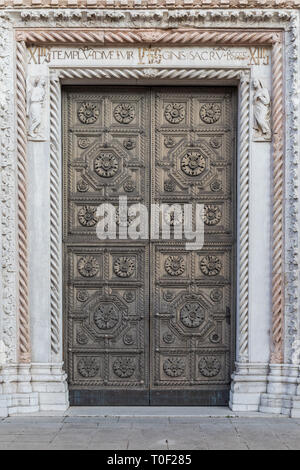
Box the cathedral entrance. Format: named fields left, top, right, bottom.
left=62, top=86, right=236, bottom=405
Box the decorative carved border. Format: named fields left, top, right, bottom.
left=1, top=0, right=300, bottom=10
left=16, top=28, right=279, bottom=45
left=15, top=27, right=284, bottom=367
left=51, top=66, right=250, bottom=364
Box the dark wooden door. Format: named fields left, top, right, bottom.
left=63, top=86, right=236, bottom=406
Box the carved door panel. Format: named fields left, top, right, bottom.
left=63, top=86, right=236, bottom=406
left=63, top=87, right=151, bottom=405
left=150, top=88, right=236, bottom=405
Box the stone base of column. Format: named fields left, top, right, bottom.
left=31, top=362, right=69, bottom=412
left=259, top=364, right=300, bottom=416
left=229, top=362, right=269, bottom=412
left=0, top=362, right=69, bottom=416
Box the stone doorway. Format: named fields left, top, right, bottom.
left=62, top=86, right=236, bottom=405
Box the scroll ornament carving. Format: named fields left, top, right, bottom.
left=27, top=76, right=47, bottom=141
left=113, top=357, right=135, bottom=378
left=78, top=102, right=99, bottom=124
left=77, top=357, right=99, bottom=378
left=77, top=256, right=99, bottom=278
left=77, top=290, right=89, bottom=302
left=253, top=79, right=272, bottom=141
left=163, top=357, right=185, bottom=377
left=0, top=18, right=17, bottom=362
left=77, top=179, right=89, bottom=192
left=198, top=357, right=221, bottom=377
left=123, top=179, right=136, bottom=192
left=210, top=137, right=222, bottom=149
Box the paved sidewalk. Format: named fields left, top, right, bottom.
left=0, top=407, right=300, bottom=450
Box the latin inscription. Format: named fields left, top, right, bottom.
left=27, top=45, right=270, bottom=66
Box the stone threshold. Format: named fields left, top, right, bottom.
left=9, top=406, right=285, bottom=418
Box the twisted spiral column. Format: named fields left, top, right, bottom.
left=238, top=74, right=250, bottom=363
left=49, top=75, right=61, bottom=357
left=16, top=40, right=31, bottom=363
left=271, top=37, right=285, bottom=364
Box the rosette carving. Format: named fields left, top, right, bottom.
left=200, top=255, right=222, bottom=276
left=78, top=102, right=99, bottom=124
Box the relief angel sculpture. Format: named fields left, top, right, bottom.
left=252, top=79, right=272, bottom=141
left=27, top=76, right=47, bottom=141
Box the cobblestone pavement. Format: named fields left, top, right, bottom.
left=0, top=408, right=300, bottom=450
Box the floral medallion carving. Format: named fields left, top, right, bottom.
left=123, top=138, right=136, bottom=150
left=113, top=103, right=135, bottom=124
left=78, top=137, right=91, bottom=149
left=210, top=180, right=222, bottom=192
left=200, top=255, right=222, bottom=276
left=123, top=334, right=134, bottom=345
left=209, top=332, right=221, bottom=344
left=164, top=136, right=176, bottom=148
left=123, top=291, right=135, bottom=303
left=77, top=256, right=99, bottom=278
left=94, top=152, right=119, bottom=178
left=180, top=302, right=205, bottom=328
left=78, top=206, right=98, bottom=227
left=123, top=179, right=136, bottom=192
left=77, top=290, right=89, bottom=303
left=198, top=357, right=221, bottom=377
left=77, top=179, right=89, bottom=192
left=181, top=151, right=205, bottom=176
left=164, top=103, right=185, bottom=124
left=163, top=357, right=185, bottom=377
left=77, top=357, right=99, bottom=378
left=94, top=303, right=120, bottom=330
left=113, top=357, right=135, bottom=378
left=163, top=291, right=174, bottom=302
left=204, top=205, right=222, bottom=226
left=200, top=103, right=221, bottom=124
left=76, top=329, right=88, bottom=345
left=210, top=288, right=223, bottom=303
left=164, top=256, right=185, bottom=276
left=78, top=102, right=99, bottom=124
left=164, top=180, right=175, bottom=192
left=114, top=257, right=135, bottom=278
left=210, top=136, right=222, bottom=149
left=163, top=332, right=175, bottom=344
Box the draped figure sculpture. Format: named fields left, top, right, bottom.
left=253, top=79, right=271, bottom=141
left=27, top=77, right=46, bottom=141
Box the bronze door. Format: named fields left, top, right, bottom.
left=63, top=86, right=236, bottom=406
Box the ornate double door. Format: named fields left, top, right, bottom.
left=63, top=86, right=236, bottom=406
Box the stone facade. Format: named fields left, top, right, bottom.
left=0, top=2, right=300, bottom=416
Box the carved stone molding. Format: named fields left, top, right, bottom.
left=15, top=28, right=279, bottom=45
left=16, top=39, right=31, bottom=363
left=1, top=0, right=300, bottom=9
left=0, top=18, right=18, bottom=364
left=270, top=35, right=284, bottom=364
